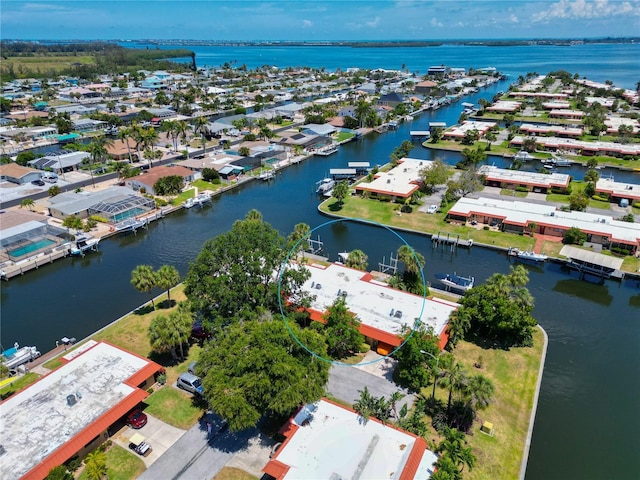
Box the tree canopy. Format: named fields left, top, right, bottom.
left=321, top=297, right=364, bottom=359
left=184, top=211, right=309, bottom=327
left=454, top=265, right=537, bottom=347
left=196, top=318, right=330, bottom=431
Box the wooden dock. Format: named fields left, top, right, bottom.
left=1, top=247, right=70, bottom=280
left=431, top=232, right=474, bottom=251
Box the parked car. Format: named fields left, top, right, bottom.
left=191, top=320, right=211, bottom=340
left=426, top=204, right=438, bottom=214
left=126, top=409, right=148, bottom=429
left=31, top=179, right=45, bottom=186
left=128, top=433, right=152, bottom=456
left=177, top=372, right=204, bottom=395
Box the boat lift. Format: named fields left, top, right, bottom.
left=378, top=252, right=398, bottom=275
left=306, top=235, right=324, bottom=255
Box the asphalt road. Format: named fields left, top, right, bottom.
left=138, top=412, right=258, bottom=480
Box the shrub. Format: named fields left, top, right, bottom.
left=89, top=215, right=108, bottom=223
left=563, top=227, right=586, bottom=245
left=359, top=343, right=371, bottom=353
left=400, top=204, right=413, bottom=213
left=515, top=186, right=529, bottom=193
left=139, top=187, right=147, bottom=194
left=157, top=373, right=167, bottom=385
left=64, top=456, right=82, bottom=472
left=147, top=387, right=154, bottom=394
left=483, top=226, right=490, bottom=230
left=155, top=198, right=168, bottom=207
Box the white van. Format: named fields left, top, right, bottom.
left=42, top=172, right=58, bottom=183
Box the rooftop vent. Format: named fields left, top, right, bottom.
left=315, top=283, right=322, bottom=290
left=394, top=310, right=403, bottom=319
left=67, top=394, right=77, bottom=407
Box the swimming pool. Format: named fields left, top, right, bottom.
left=8, top=238, right=55, bottom=258
left=112, top=207, right=146, bottom=223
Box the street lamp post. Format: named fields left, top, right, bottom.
left=420, top=349, right=442, bottom=400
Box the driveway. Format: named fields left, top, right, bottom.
left=327, top=353, right=414, bottom=411
left=111, top=414, right=186, bottom=468
left=138, top=412, right=259, bottom=480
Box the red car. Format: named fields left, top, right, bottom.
left=126, top=409, right=148, bottom=429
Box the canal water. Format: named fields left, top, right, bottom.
left=2, top=82, right=639, bottom=479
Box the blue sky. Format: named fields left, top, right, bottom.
left=2, top=0, right=639, bottom=41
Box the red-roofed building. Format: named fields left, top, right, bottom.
left=127, top=165, right=196, bottom=194
left=263, top=398, right=438, bottom=479
left=0, top=341, right=163, bottom=480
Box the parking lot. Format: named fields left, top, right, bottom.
left=111, top=414, right=186, bottom=468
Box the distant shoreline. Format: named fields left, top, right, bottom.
left=7, top=37, right=640, bottom=48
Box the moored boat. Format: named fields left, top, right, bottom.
left=434, top=272, right=475, bottom=291
left=1, top=342, right=41, bottom=370
left=508, top=247, right=548, bottom=263
left=68, top=233, right=100, bottom=256
left=315, top=178, right=335, bottom=195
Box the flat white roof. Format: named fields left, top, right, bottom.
left=510, top=135, right=640, bottom=155
left=449, top=196, right=640, bottom=245
left=519, top=123, right=583, bottom=136
left=559, top=245, right=624, bottom=270
left=302, top=262, right=455, bottom=339
left=271, top=399, right=436, bottom=479
left=596, top=177, right=640, bottom=201
left=486, top=100, right=521, bottom=112
left=356, top=157, right=431, bottom=198
left=479, top=165, right=570, bottom=188
left=444, top=120, right=497, bottom=137
left=0, top=342, right=151, bottom=479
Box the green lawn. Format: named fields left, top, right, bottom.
left=500, top=188, right=528, bottom=198
left=335, top=131, right=355, bottom=142
left=192, top=178, right=226, bottom=192
left=172, top=188, right=195, bottom=206
left=0, top=372, right=39, bottom=400
left=78, top=444, right=145, bottom=480
left=144, top=385, right=204, bottom=429
left=421, top=328, right=545, bottom=480
left=213, top=467, right=259, bottom=480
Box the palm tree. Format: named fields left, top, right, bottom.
left=193, top=115, right=209, bottom=157
left=353, top=386, right=374, bottom=423
left=287, top=222, right=311, bottom=254
left=131, top=265, right=157, bottom=309
left=446, top=310, right=470, bottom=348
left=484, top=130, right=497, bottom=150
left=149, top=306, right=192, bottom=360
left=86, top=135, right=113, bottom=188
left=441, top=362, right=468, bottom=414
left=84, top=450, right=107, bottom=480
left=155, top=264, right=180, bottom=302
left=176, top=120, right=190, bottom=150
left=465, top=374, right=495, bottom=411
left=397, top=244, right=424, bottom=275
left=389, top=391, right=405, bottom=419
left=117, top=126, right=134, bottom=163
left=20, top=198, right=35, bottom=211
left=140, top=127, right=159, bottom=168
left=345, top=249, right=368, bottom=271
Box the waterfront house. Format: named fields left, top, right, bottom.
left=355, top=157, right=431, bottom=202
left=478, top=165, right=570, bottom=194
left=447, top=196, right=640, bottom=254
left=0, top=341, right=163, bottom=480
left=263, top=398, right=437, bottom=480
left=509, top=135, right=640, bottom=158
left=518, top=123, right=583, bottom=138
left=300, top=261, right=456, bottom=353
left=443, top=120, right=497, bottom=141
left=377, top=92, right=404, bottom=108
left=414, top=80, right=438, bottom=95
left=106, top=139, right=137, bottom=162
left=29, top=151, right=90, bottom=174
left=485, top=100, right=522, bottom=113
left=0, top=210, right=70, bottom=263
left=127, top=165, right=195, bottom=195
left=595, top=178, right=640, bottom=206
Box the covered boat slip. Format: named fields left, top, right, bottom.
left=559, top=245, right=625, bottom=279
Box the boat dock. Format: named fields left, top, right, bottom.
left=1, top=245, right=71, bottom=280
left=559, top=245, right=625, bottom=282
left=431, top=232, right=474, bottom=251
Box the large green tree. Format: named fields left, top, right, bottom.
left=455, top=265, right=537, bottom=346
left=322, top=297, right=364, bottom=359
left=196, top=318, right=330, bottom=431
left=184, top=212, right=309, bottom=326
left=420, top=159, right=451, bottom=193
left=393, top=325, right=443, bottom=391
left=331, top=180, right=349, bottom=206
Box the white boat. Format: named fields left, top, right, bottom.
left=259, top=170, right=276, bottom=181
left=69, top=234, right=100, bottom=256
left=314, top=144, right=338, bottom=156
left=508, top=247, right=548, bottom=263
left=315, top=178, right=335, bottom=194
left=2, top=343, right=41, bottom=370
left=183, top=198, right=195, bottom=208
left=514, top=150, right=535, bottom=161
left=193, top=192, right=212, bottom=206
left=115, top=218, right=146, bottom=233
left=434, top=272, right=475, bottom=292
left=551, top=154, right=571, bottom=167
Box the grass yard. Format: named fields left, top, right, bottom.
left=335, top=131, right=356, bottom=142
left=171, top=188, right=196, bottom=206
left=144, top=384, right=204, bottom=429
left=0, top=372, right=39, bottom=400
left=192, top=178, right=226, bottom=193
left=423, top=328, right=545, bottom=480
left=213, top=466, right=259, bottom=480
left=319, top=195, right=536, bottom=251
left=77, top=444, right=145, bottom=480
left=500, top=188, right=528, bottom=198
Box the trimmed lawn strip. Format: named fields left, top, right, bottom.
left=77, top=444, right=146, bottom=480
left=144, top=385, right=203, bottom=430
left=213, top=466, right=259, bottom=480
left=423, top=328, right=544, bottom=480
left=0, top=372, right=39, bottom=399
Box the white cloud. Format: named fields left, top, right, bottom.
left=509, top=14, right=519, bottom=23
left=533, top=0, right=640, bottom=22
left=365, top=16, right=381, bottom=28
left=430, top=17, right=443, bottom=27
left=302, top=19, right=313, bottom=28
